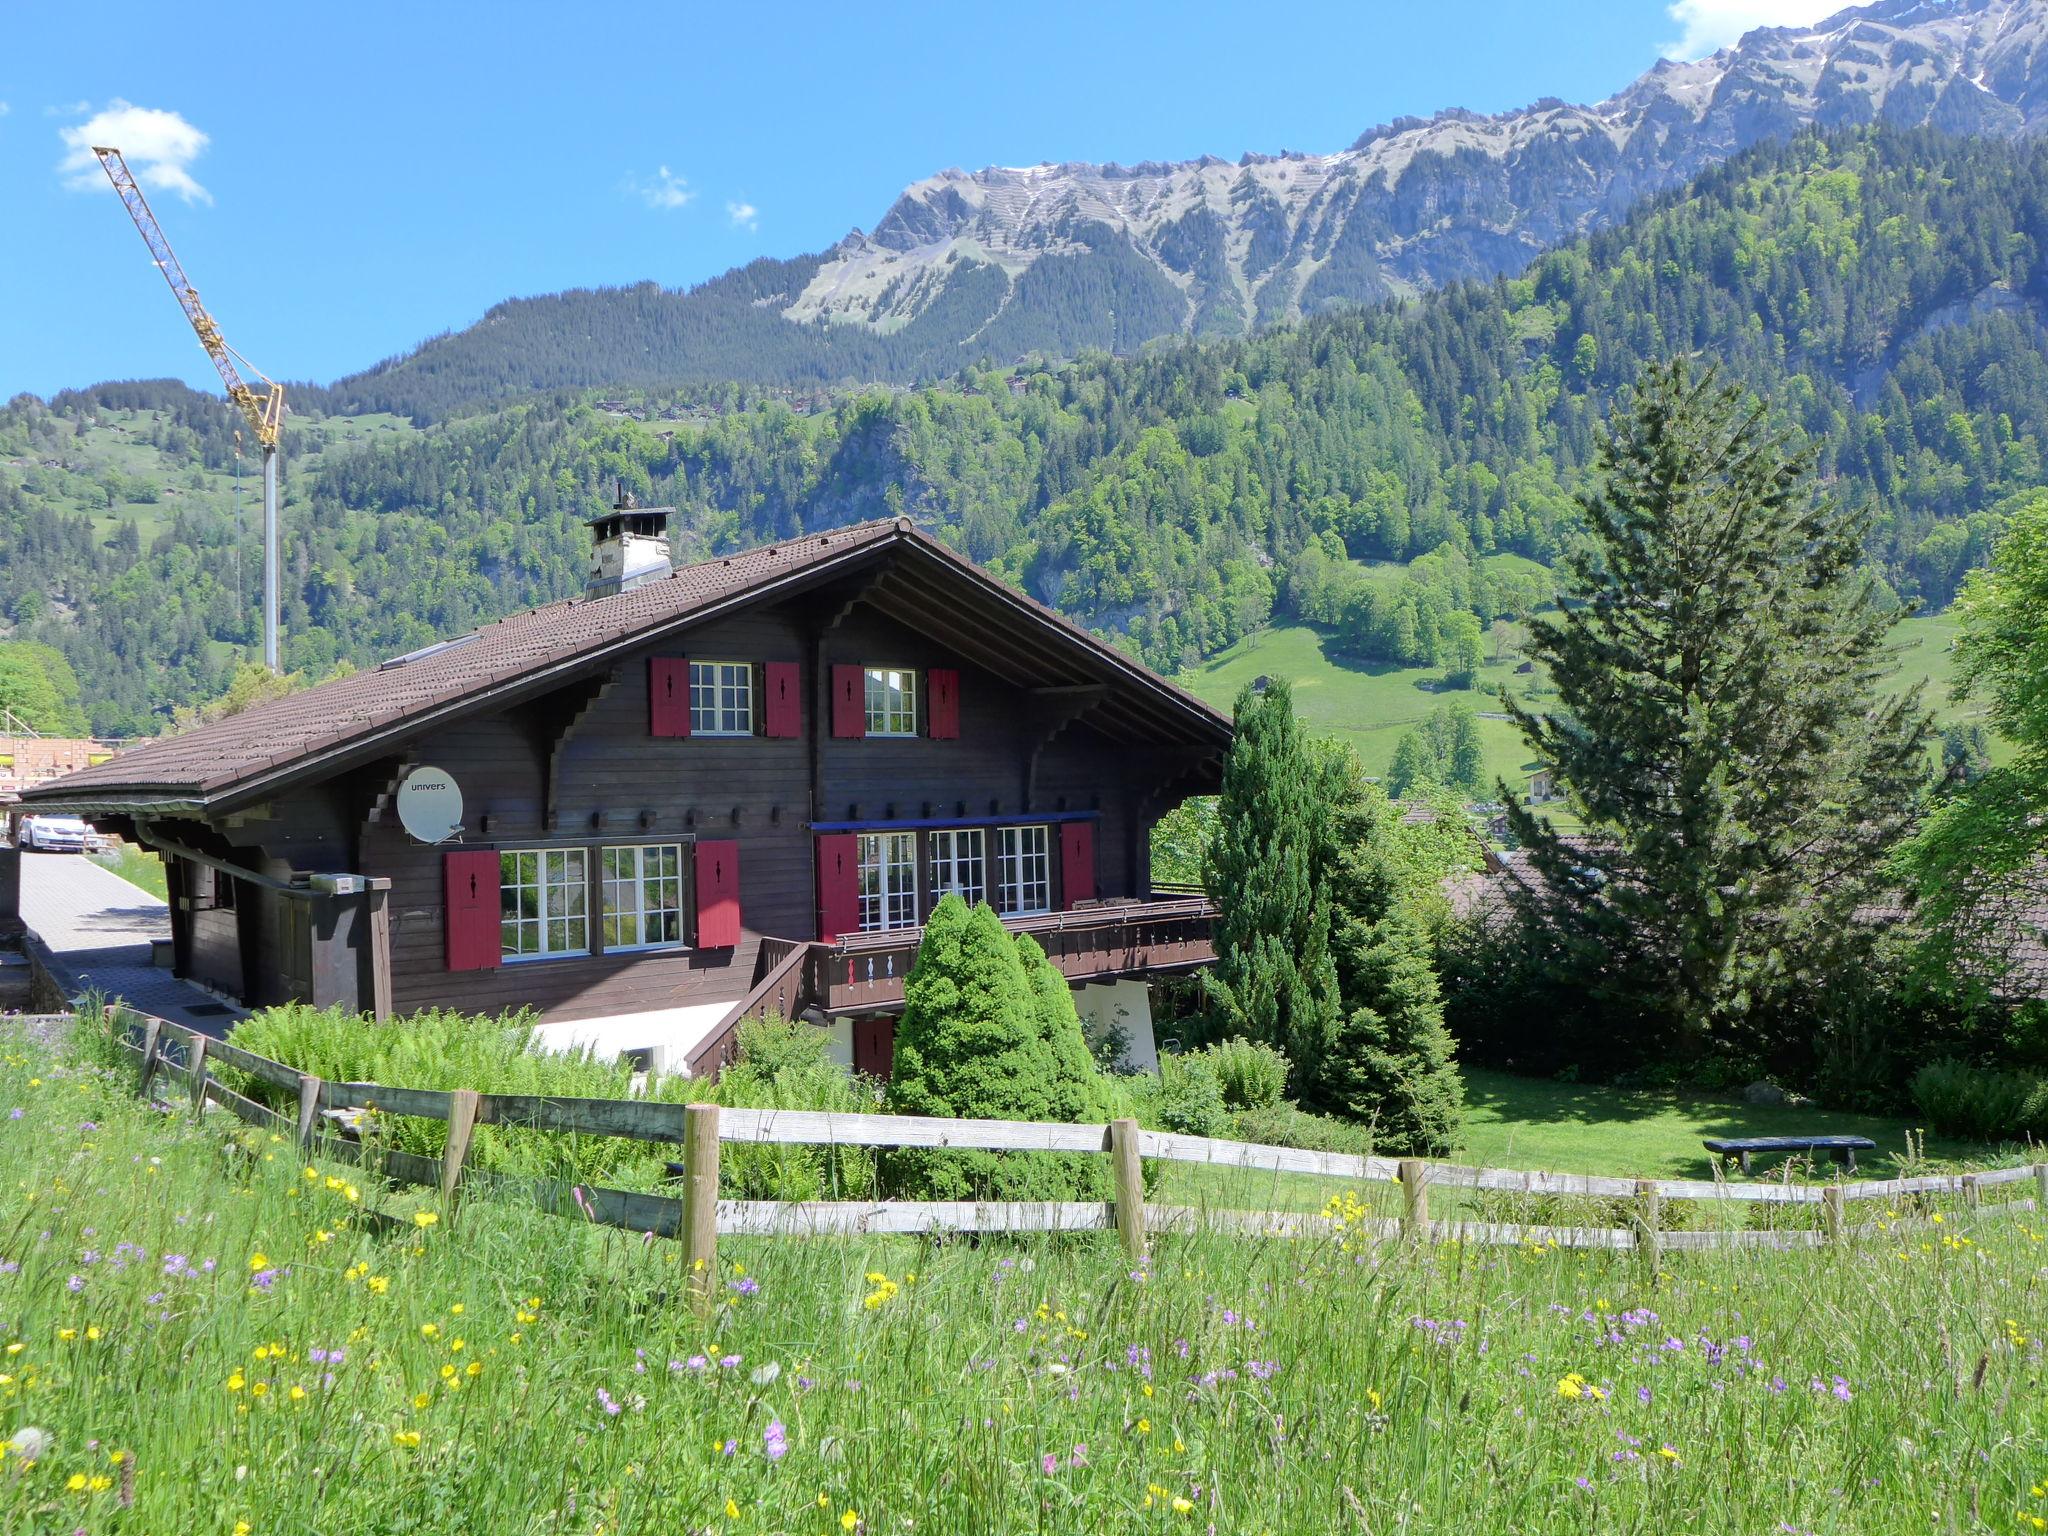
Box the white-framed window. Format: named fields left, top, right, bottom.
left=864, top=667, right=919, bottom=737
left=996, top=825, right=1052, bottom=916
left=500, top=848, right=589, bottom=961
left=690, top=661, right=754, bottom=736
left=929, top=827, right=985, bottom=908
left=601, top=843, right=684, bottom=951
left=857, top=831, right=919, bottom=932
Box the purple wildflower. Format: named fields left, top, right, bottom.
left=65, top=1275, right=84, bottom=1294
left=764, top=1419, right=787, bottom=1462
left=730, top=1276, right=760, bottom=1296
left=597, top=1387, right=621, bottom=1417
left=1041, top=1453, right=1059, bottom=1475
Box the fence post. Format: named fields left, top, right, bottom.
left=1108, top=1118, right=1146, bottom=1264
left=296, top=1075, right=323, bottom=1150
left=681, top=1103, right=720, bottom=1315
left=1399, top=1159, right=1429, bottom=1242
left=440, top=1089, right=481, bottom=1205
left=1961, top=1173, right=1981, bottom=1210
left=137, top=1016, right=163, bottom=1098
left=186, top=1034, right=209, bottom=1114
left=2035, top=1163, right=2048, bottom=1216
left=1822, top=1185, right=1845, bottom=1245
left=1633, top=1179, right=1661, bottom=1272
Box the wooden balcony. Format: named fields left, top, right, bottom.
left=685, top=896, right=1216, bottom=1077
left=817, top=896, right=1217, bottom=1015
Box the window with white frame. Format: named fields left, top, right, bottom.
left=601, top=843, right=684, bottom=950
left=996, top=825, right=1052, bottom=916
left=928, top=827, right=985, bottom=909
left=864, top=667, right=918, bottom=737
left=690, top=661, right=753, bottom=735
left=857, top=831, right=919, bottom=931
left=500, top=848, right=589, bottom=960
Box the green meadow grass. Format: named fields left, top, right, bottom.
left=1180, top=614, right=1977, bottom=784
left=3, top=1022, right=2045, bottom=1534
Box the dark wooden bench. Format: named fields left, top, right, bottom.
left=1702, top=1134, right=1877, bottom=1175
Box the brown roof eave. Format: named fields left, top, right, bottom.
left=201, top=538, right=903, bottom=813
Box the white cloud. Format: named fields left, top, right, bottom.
left=57, top=99, right=211, bottom=203
left=726, top=200, right=759, bottom=232
left=627, top=165, right=694, bottom=210
left=1662, top=0, right=1842, bottom=58
left=45, top=99, right=90, bottom=117
left=0, top=103, right=11, bottom=118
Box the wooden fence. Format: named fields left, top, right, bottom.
left=108, top=1007, right=2048, bottom=1314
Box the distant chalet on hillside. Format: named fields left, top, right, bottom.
left=20, top=507, right=1229, bottom=1076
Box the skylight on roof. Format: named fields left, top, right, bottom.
left=379, top=633, right=481, bottom=671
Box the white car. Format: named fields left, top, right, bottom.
left=21, top=816, right=93, bottom=853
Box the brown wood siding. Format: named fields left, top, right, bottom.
left=239, top=596, right=1202, bottom=1026
left=183, top=857, right=244, bottom=1001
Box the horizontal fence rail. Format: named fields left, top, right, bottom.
left=98, top=1006, right=2048, bottom=1314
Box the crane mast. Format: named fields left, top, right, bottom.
left=94, top=146, right=284, bottom=673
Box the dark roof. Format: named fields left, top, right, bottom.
left=1447, top=848, right=2048, bottom=1005
left=26, top=517, right=1231, bottom=813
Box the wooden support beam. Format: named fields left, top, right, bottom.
left=1110, top=1117, right=1146, bottom=1264
left=441, top=1089, right=481, bottom=1204
left=1822, top=1185, right=1845, bottom=1244
left=1399, top=1158, right=1429, bottom=1241
left=1634, top=1179, right=1661, bottom=1271
left=296, top=1074, right=323, bottom=1149
left=681, top=1103, right=720, bottom=1314
left=136, top=1014, right=164, bottom=1097
left=532, top=667, right=619, bottom=833
left=186, top=1035, right=209, bottom=1113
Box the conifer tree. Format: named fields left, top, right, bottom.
left=1203, top=680, right=1342, bottom=1086
left=1315, top=747, right=1464, bottom=1154
left=885, top=896, right=1107, bottom=1198
left=1501, top=360, right=1932, bottom=1056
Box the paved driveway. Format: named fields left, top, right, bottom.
left=18, top=851, right=244, bottom=1036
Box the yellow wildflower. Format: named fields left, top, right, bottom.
left=841, top=1512, right=860, bottom=1532
left=393, top=1430, right=421, bottom=1449
left=248, top=1252, right=269, bottom=1271
left=412, top=1211, right=439, bottom=1229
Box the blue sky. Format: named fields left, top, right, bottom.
left=2, top=1, right=1836, bottom=399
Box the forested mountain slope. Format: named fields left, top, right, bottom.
left=6, top=127, right=2047, bottom=733
left=312, top=0, right=2048, bottom=422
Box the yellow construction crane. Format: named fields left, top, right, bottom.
left=94, top=145, right=284, bottom=673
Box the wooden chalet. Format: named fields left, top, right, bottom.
left=18, top=508, right=1229, bottom=1076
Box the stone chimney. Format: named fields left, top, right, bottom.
left=586, top=480, right=674, bottom=599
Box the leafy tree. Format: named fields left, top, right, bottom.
left=0, top=642, right=88, bottom=736
left=1203, top=680, right=1342, bottom=1083
left=1501, top=360, right=1932, bottom=1059
left=884, top=895, right=1107, bottom=1198
left=1897, top=496, right=2048, bottom=1008
left=1148, top=795, right=1218, bottom=887
left=1386, top=703, right=1485, bottom=797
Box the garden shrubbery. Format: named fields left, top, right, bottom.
left=1911, top=1059, right=2048, bottom=1141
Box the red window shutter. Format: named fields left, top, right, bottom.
left=830, top=665, right=866, bottom=738
left=694, top=839, right=740, bottom=948
left=444, top=850, right=502, bottom=972
left=816, top=833, right=860, bottom=941
left=649, top=657, right=690, bottom=738
left=763, top=660, right=802, bottom=738
left=1060, top=822, right=1096, bottom=909
left=927, top=667, right=960, bottom=739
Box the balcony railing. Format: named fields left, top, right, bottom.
left=819, top=895, right=1216, bottom=1014
left=684, top=896, right=1217, bottom=1077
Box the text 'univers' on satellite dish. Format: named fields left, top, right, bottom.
left=395, top=767, right=464, bottom=844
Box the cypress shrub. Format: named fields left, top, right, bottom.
left=884, top=895, right=1109, bottom=1199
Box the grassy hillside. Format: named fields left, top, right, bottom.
left=1179, top=612, right=1982, bottom=786
left=5, top=1020, right=2040, bottom=1533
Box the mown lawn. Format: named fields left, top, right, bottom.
left=5, top=1020, right=2041, bottom=1534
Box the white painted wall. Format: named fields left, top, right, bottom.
left=1072, top=979, right=1158, bottom=1075
left=528, top=1001, right=734, bottom=1076
left=819, top=1015, right=853, bottom=1071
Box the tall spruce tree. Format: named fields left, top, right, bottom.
left=1501, top=360, right=1932, bottom=1056
left=1203, top=680, right=1342, bottom=1087
left=1316, top=747, right=1465, bottom=1155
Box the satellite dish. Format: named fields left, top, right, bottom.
left=396, top=766, right=464, bottom=844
